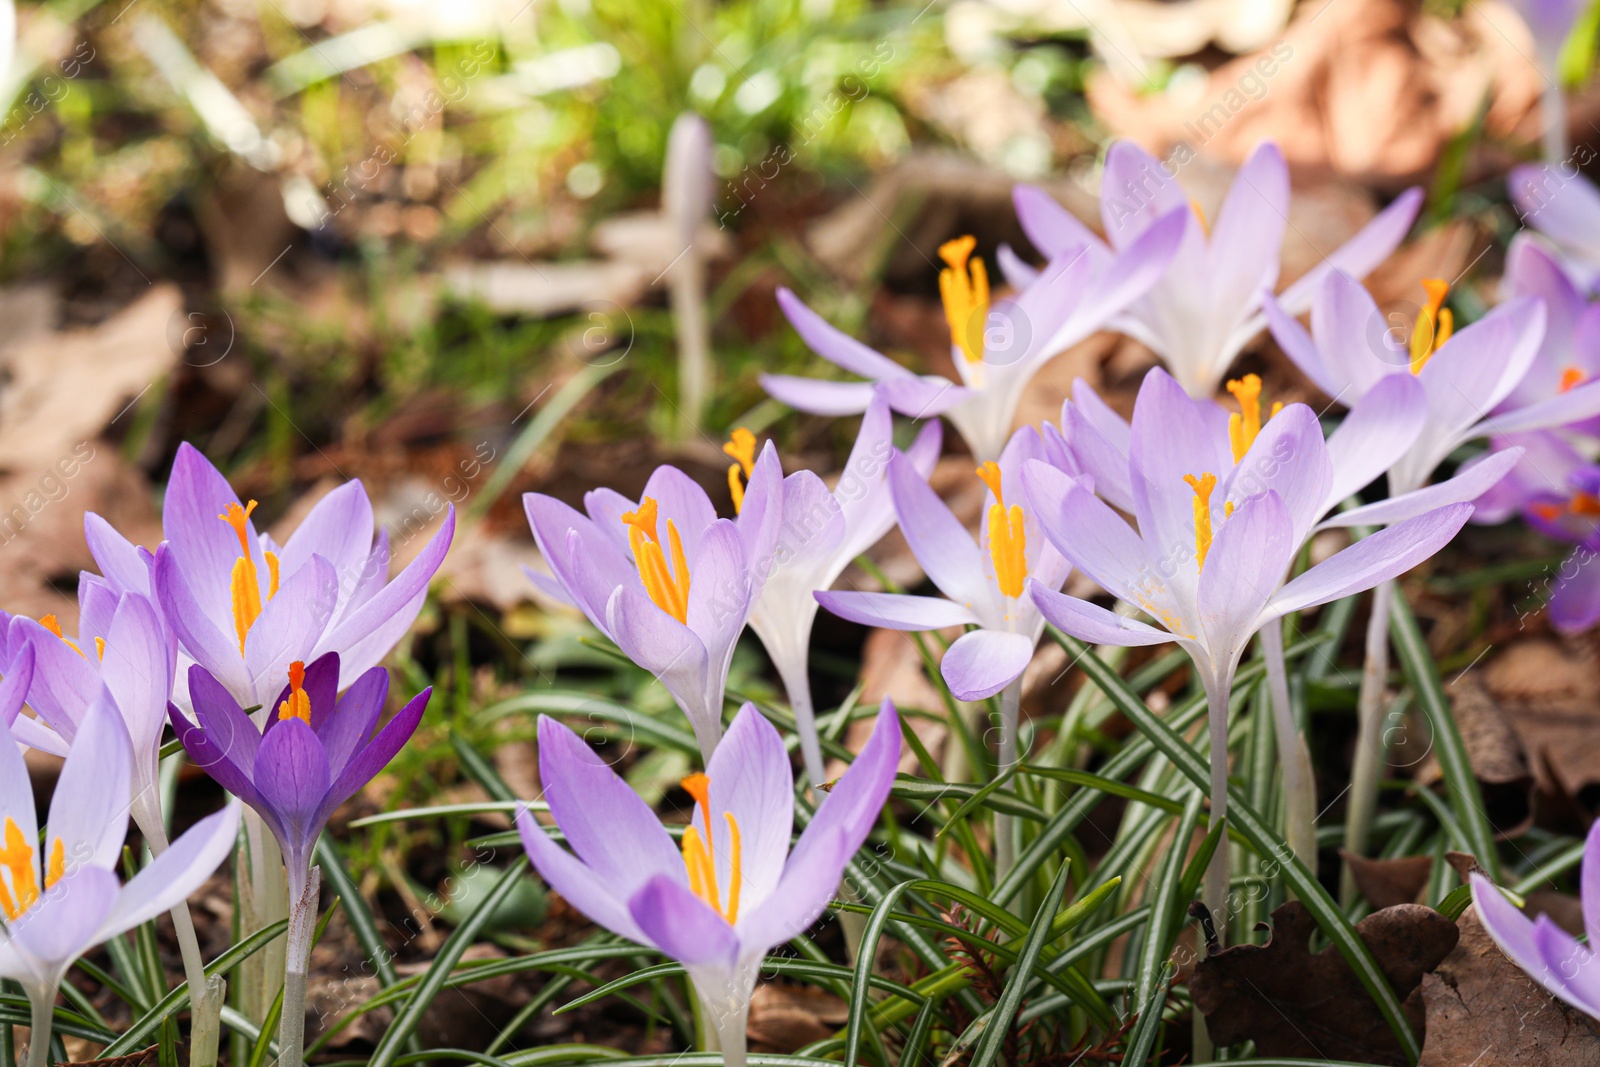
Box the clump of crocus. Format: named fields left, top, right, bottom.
left=1023, top=368, right=1476, bottom=939
left=1015, top=141, right=1422, bottom=398
left=763, top=209, right=1183, bottom=461
left=517, top=699, right=901, bottom=1066
left=524, top=452, right=782, bottom=761
left=0, top=697, right=239, bottom=1067
left=1472, top=820, right=1600, bottom=1019
left=170, top=652, right=432, bottom=1067
left=744, top=394, right=941, bottom=785
left=122, top=443, right=454, bottom=713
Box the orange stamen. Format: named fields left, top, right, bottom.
left=0, top=818, right=38, bottom=921
left=976, top=462, right=1027, bottom=598
left=939, top=235, right=989, bottom=365
left=38, top=615, right=84, bottom=658
left=1561, top=366, right=1586, bottom=393
left=1409, top=279, right=1453, bottom=374
left=277, top=660, right=311, bottom=723
left=723, top=428, right=758, bottom=514
left=1184, top=473, right=1218, bottom=571
left=621, top=498, right=691, bottom=623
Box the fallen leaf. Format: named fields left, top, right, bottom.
left=1192, top=900, right=1459, bottom=1064
left=1419, top=905, right=1600, bottom=1065
left=747, top=983, right=848, bottom=1052
left=442, top=259, right=648, bottom=318
left=1341, top=852, right=1433, bottom=910
left=1416, top=675, right=1534, bottom=837
left=1480, top=638, right=1600, bottom=815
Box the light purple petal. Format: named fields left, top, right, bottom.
left=683, top=520, right=753, bottom=667
left=1099, top=141, right=1187, bottom=243
left=315, top=664, right=386, bottom=778
left=941, top=629, right=1034, bottom=701
left=1206, top=143, right=1289, bottom=322
left=815, top=590, right=980, bottom=632
left=1265, top=504, right=1473, bottom=620
left=1583, top=820, right=1600, bottom=948
left=275, top=481, right=376, bottom=594
left=1511, top=165, right=1600, bottom=266
left=1274, top=188, right=1423, bottom=317
left=100, top=594, right=174, bottom=759
left=1474, top=377, right=1600, bottom=437
left=10, top=866, right=118, bottom=970
left=318, top=686, right=429, bottom=823
left=776, top=288, right=910, bottom=381
left=628, top=875, right=741, bottom=967
left=534, top=713, right=684, bottom=889
left=737, top=699, right=899, bottom=952
left=153, top=544, right=252, bottom=703
left=99, top=803, right=240, bottom=940
left=162, top=443, right=260, bottom=638
left=887, top=452, right=988, bottom=611
left=1262, top=289, right=1343, bottom=399
left=1222, top=404, right=1333, bottom=549
left=1014, top=183, right=1104, bottom=259
left=1323, top=373, right=1426, bottom=508
left=244, top=553, right=339, bottom=700
left=314, top=506, right=455, bottom=688
left=16, top=616, right=99, bottom=737
left=1532, top=914, right=1600, bottom=1016
left=638, top=467, right=719, bottom=561
left=875, top=375, right=970, bottom=419
left=760, top=375, right=879, bottom=416
left=516, top=806, right=649, bottom=946
left=0, top=704, right=37, bottom=867
left=1549, top=545, right=1600, bottom=634
left=46, top=695, right=132, bottom=875
left=1416, top=298, right=1546, bottom=446
left=85, top=513, right=153, bottom=599
left=704, top=704, right=794, bottom=912
left=1030, top=584, right=1178, bottom=646
left=1196, top=491, right=1295, bottom=658
left=1321, top=449, right=1523, bottom=530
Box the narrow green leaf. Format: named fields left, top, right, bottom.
left=366, top=859, right=530, bottom=1067
left=968, top=862, right=1072, bottom=1067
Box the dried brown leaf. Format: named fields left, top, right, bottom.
left=1341, top=851, right=1433, bottom=910
left=1192, top=900, right=1458, bottom=1064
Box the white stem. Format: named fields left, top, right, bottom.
left=24, top=988, right=51, bottom=1067
left=1544, top=77, right=1568, bottom=163
left=772, top=647, right=826, bottom=788
left=277, top=864, right=322, bottom=1067
left=132, top=788, right=225, bottom=1067
left=995, top=679, right=1022, bottom=883
left=670, top=250, right=710, bottom=441
left=1343, top=578, right=1394, bottom=905
left=1201, top=668, right=1233, bottom=948
left=1261, top=621, right=1317, bottom=875
left=238, top=810, right=288, bottom=1033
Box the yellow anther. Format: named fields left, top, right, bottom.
left=1189, top=197, right=1211, bottom=237
left=277, top=660, right=311, bottom=723
left=0, top=818, right=38, bottom=921
left=976, top=464, right=1027, bottom=599
left=723, top=428, right=758, bottom=514
left=1409, top=279, right=1453, bottom=374
left=1184, top=473, right=1218, bottom=571
left=93, top=637, right=105, bottom=661
left=38, top=615, right=84, bottom=658
left=621, top=498, right=691, bottom=624
left=1225, top=374, right=1268, bottom=464
left=219, top=500, right=276, bottom=656
left=938, top=235, right=989, bottom=365
left=1561, top=366, right=1586, bottom=393
left=678, top=774, right=743, bottom=924
left=45, top=839, right=63, bottom=888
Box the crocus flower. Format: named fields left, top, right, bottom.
left=1264, top=270, right=1600, bottom=495
left=169, top=652, right=430, bottom=882
left=517, top=698, right=900, bottom=1067
left=761, top=211, right=1184, bottom=461
left=1497, top=234, right=1600, bottom=434
left=1023, top=368, right=1475, bottom=935
left=524, top=449, right=783, bottom=761
left=0, top=698, right=239, bottom=1067
left=7, top=585, right=173, bottom=834
left=1509, top=165, right=1600, bottom=286
left=745, top=394, right=941, bottom=785
left=95, top=442, right=454, bottom=713
left=1472, top=819, right=1600, bottom=1020
left=1013, top=141, right=1423, bottom=398
left=817, top=425, right=1072, bottom=704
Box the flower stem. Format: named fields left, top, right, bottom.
left=1343, top=578, right=1394, bottom=906
left=774, top=650, right=826, bottom=789
left=670, top=246, right=710, bottom=441
left=994, top=678, right=1022, bottom=883
left=132, top=799, right=224, bottom=1067
left=277, top=864, right=322, bottom=1067
left=1543, top=77, right=1568, bottom=163
left=1201, top=669, right=1232, bottom=948
left=1261, top=621, right=1317, bottom=876
left=24, top=988, right=51, bottom=1067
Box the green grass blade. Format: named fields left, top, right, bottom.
left=968, top=862, right=1072, bottom=1067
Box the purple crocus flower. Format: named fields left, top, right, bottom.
left=1023, top=367, right=1475, bottom=935
left=95, top=443, right=454, bottom=712
left=524, top=449, right=783, bottom=761
left=517, top=698, right=900, bottom=1067
left=1471, top=819, right=1600, bottom=1020
left=7, top=586, right=173, bottom=834
left=817, top=425, right=1073, bottom=703
left=0, top=698, right=239, bottom=1067
left=746, top=394, right=940, bottom=785
left=169, top=652, right=430, bottom=880
left=1264, top=269, right=1600, bottom=495
left=1509, top=166, right=1600, bottom=286
left=760, top=212, right=1183, bottom=461
left=1497, top=235, right=1600, bottom=434
left=1013, top=141, right=1423, bottom=398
